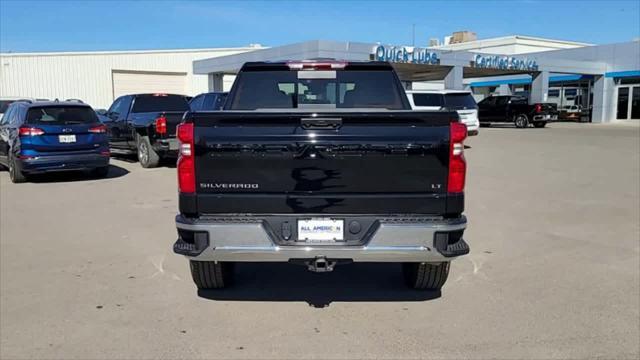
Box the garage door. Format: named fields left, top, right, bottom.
left=112, top=71, right=187, bottom=99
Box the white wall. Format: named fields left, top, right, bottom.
left=0, top=48, right=257, bottom=109
left=434, top=36, right=590, bottom=55
left=223, top=75, right=237, bottom=91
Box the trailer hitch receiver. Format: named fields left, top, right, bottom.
left=307, top=256, right=336, bottom=272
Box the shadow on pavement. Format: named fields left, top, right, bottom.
left=197, top=263, right=441, bottom=308
left=109, top=153, right=138, bottom=163
left=481, top=123, right=550, bottom=130
left=110, top=153, right=176, bottom=168
left=26, top=164, right=129, bottom=183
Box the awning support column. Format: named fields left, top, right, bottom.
left=444, top=66, right=464, bottom=90
left=499, top=84, right=512, bottom=95
left=529, top=71, right=549, bottom=104
left=591, top=75, right=615, bottom=123
left=208, top=73, right=224, bottom=92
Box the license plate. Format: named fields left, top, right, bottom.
left=298, top=218, right=344, bottom=242
left=58, top=135, right=76, bottom=143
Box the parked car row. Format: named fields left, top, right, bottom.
left=0, top=92, right=228, bottom=182
left=1, top=83, right=558, bottom=183
left=405, top=91, right=559, bottom=133
left=0, top=61, right=476, bottom=291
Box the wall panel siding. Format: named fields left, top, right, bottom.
left=112, top=71, right=187, bottom=98
left=0, top=48, right=256, bottom=108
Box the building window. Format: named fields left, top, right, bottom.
left=548, top=89, right=560, bottom=97
left=632, top=87, right=640, bottom=119
left=617, top=87, right=629, bottom=119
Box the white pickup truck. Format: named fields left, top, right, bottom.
left=406, top=90, right=480, bottom=136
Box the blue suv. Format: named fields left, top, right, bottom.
left=0, top=101, right=110, bottom=183
left=189, top=92, right=227, bottom=111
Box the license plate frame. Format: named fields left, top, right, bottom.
left=297, top=218, right=344, bottom=242
left=58, top=135, right=76, bottom=143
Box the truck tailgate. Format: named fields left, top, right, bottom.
left=130, top=111, right=184, bottom=137
left=184, top=111, right=458, bottom=215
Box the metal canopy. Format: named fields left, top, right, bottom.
left=193, top=39, right=608, bottom=80
left=193, top=40, right=376, bottom=75
left=391, top=63, right=452, bottom=81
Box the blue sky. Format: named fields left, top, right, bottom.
left=1, top=0, right=638, bottom=52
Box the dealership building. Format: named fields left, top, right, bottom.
left=1, top=34, right=639, bottom=122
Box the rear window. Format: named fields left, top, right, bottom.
left=0, top=100, right=15, bottom=113
left=228, top=70, right=407, bottom=110
left=26, top=106, right=97, bottom=125
left=412, top=93, right=444, bottom=107
left=203, top=93, right=227, bottom=110
left=131, top=95, right=189, bottom=113
left=510, top=96, right=528, bottom=104
left=444, top=93, right=477, bottom=110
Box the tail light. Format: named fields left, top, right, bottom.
left=176, top=122, right=195, bottom=193
left=88, top=124, right=107, bottom=134
left=448, top=122, right=467, bottom=193
left=535, top=104, right=543, bottom=113
left=155, top=116, right=167, bottom=135
left=18, top=126, right=44, bottom=136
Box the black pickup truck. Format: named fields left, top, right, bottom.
left=100, top=94, right=189, bottom=167
left=478, top=95, right=558, bottom=128
left=173, top=61, right=470, bottom=291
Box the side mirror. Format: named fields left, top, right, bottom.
left=96, top=109, right=107, bottom=116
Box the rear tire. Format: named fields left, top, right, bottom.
left=514, top=114, right=529, bottom=128
left=533, top=121, right=546, bottom=128
left=92, top=166, right=109, bottom=178
left=136, top=135, right=160, bottom=168
left=189, top=261, right=234, bottom=289
left=8, top=153, right=27, bottom=183
left=403, top=262, right=450, bottom=290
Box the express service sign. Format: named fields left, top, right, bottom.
left=373, top=45, right=440, bottom=65
left=473, top=54, right=539, bottom=71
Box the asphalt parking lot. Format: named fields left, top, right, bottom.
left=1, top=122, right=639, bottom=359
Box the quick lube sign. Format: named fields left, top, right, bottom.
left=373, top=45, right=440, bottom=65
left=473, top=54, right=539, bottom=71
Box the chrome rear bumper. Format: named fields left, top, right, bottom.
left=174, top=215, right=469, bottom=263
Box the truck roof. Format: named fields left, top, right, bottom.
left=240, top=60, right=395, bottom=71
left=14, top=100, right=91, bottom=108
left=130, top=93, right=186, bottom=97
